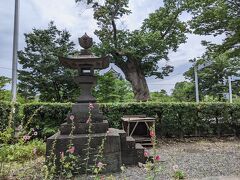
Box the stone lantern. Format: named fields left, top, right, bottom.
left=59, top=33, right=109, bottom=123
left=46, top=33, right=145, bottom=174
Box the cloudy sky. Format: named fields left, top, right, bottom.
left=0, top=0, right=222, bottom=94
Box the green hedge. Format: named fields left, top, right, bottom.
left=0, top=101, right=19, bottom=131
left=21, top=103, right=71, bottom=138
left=101, top=102, right=240, bottom=137
left=1, top=102, right=240, bottom=138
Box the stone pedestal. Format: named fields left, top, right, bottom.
left=46, top=34, right=146, bottom=174
left=46, top=124, right=146, bottom=173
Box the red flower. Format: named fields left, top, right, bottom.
left=144, top=150, right=149, bottom=157
left=67, top=146, right=75, bottom=154
left=150, top=130, right=155, bottom=137
left=155, top=155, right=160, bottom=161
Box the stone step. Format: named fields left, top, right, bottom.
left=135, top=143, right=145, bottom=163
left=60, top=120, right=109, bottom=134
left=123, top=136, right=136, bottom=150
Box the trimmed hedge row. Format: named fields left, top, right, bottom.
left=1, top=102, right=240, bottom=138
left=101, top=102, right=240, bottom=137
left=0, top=101, right=19, bottom=131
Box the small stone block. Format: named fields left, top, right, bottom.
left=60, top=120, right=109, bottom=135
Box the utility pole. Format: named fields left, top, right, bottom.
left=11, top=0, right=20, bottom=102
left=228, top=76, right=233, bottom=103
left=194, top=61, right=213, bottom=103
left=194, top=66, right=199, bottom=103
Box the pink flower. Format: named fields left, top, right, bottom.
left=23, top=135, right=31, bottom=141
left=150, top=130, right=155, bottom=137
left=67, top=146, right=75, bottom=154
left=33, top=148, right=37, bottom=155
left=97, top=162, right=104, bottom=168
left=60, top=152, right=64, bottom=159
left=100, top=176, right=105, bottom=180
left=88, top=103, right=94, bottom=110
left=86, top=117, right=91, bottom=123
left=144, top=150, right=149, bottom=157
left=155, top=155, right=160, bottom=161
left=33, top=131, right=38, bottom=136
left=173, top=165, right=179, bottom=172
left=69, top=115, right=75, bottom=121
left=97, top=162, right=106, bottom=169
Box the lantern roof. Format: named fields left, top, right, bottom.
left=59, top=33, right=109, bottom=70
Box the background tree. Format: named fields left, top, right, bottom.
left=93, top=71, right=134, bottom=102
left=76, top=0, right=188, bottom=101
left=0, top=76, right=11, bottom=101
left=184, top=54, right=240, bottom=100
left=186, top=0, right=240, bottom=58
left=150, top=90, right=174, bottom=102
left=18, top=22, right=79, bottom=102
left=172, top=81, right=195, bottom=102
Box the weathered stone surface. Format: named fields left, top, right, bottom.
left=67, top=103, right=104, bottom=123
left=135, top=143, right=146, bottom=163
left=46, top=130, right=122, bottom=173
left=60, top=120, right=108, bottom=135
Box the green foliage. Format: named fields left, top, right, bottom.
left=76, top=0, right=188, bottom=100
left=22, top=102, right=71, bottom=138
left=2, top=102, right=239, bottom=138
left=173, top=170, right=185, bottom=180
left=0, top=76, right=10, bottom=90
left=0, top=139, right=45, bottom=163
left=172, top=81, right=195, bottom=102
left=150, top=90, right=175, bottom=102
left=184, top=54, right=240, bottom=100
left=18, top=21, right=79, bottom=102
left=94, top=71, right=134, bottom=102
left=0, top=101, right=19, bottom=132
left=0, top=128, right=14, bottom=144
left=101, top=102, right=240, bottom=137
left=186, top=0, right=240, bottom=58
left=0, top=76, right=11, bottom=101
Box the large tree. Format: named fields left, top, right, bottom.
left=186, top=0, right=240, bottom=58
left=18, top=22, right=80, bottom=102
left=76, top=0, right=188, bottom=101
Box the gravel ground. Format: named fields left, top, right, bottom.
left=7, top=137, right=240, bottom=180
left=107, top=137, right=240, bottom=180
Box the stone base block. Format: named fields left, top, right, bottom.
left=67, top=103, right=104, bottom=123
left=46, top=129, right=121, bottom=173
left=60, top=120, right=109, bottom=135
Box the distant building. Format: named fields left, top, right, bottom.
left=107, top=66, right=123, bottom=80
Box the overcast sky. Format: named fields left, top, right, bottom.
left=0, top=0, right=223, bottom=94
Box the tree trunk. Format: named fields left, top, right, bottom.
left=116, top=57, right=150, bottom=101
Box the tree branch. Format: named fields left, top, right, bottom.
left=161, top=9, right=181, bottom=38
